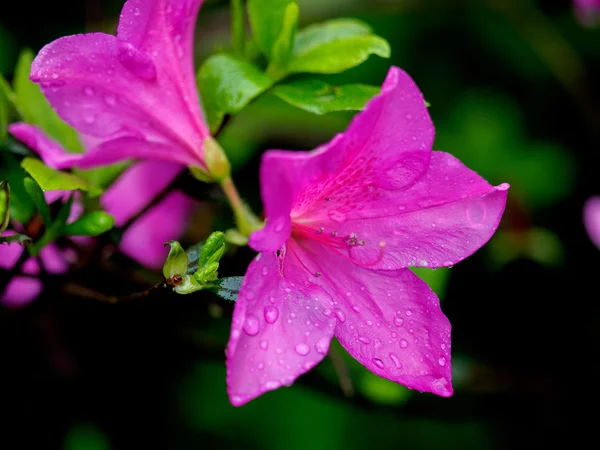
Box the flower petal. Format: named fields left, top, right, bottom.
left=301, top=151, right=508, bottom=270
left=250, top=66, right=433, bottom=252
left=226, top=250, right=337, bottom=406
left=119, top=190, right=196, bottom=269
left=101, top=160, right=184, bottom=226
left=30, top=30, right=206, bottom=168
left=584, top=196, right=600, bottom=249
left=118, top=0, right=208, bottom=134
left=291, top=240, right=453, bottom=396
left=1, top=276, right=43, bottom=308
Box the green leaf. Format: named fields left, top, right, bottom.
left=0, top=152, right=35, bottom=224
left=28, top=194, right=73, bottom=256
left=288, top=34, right=390, bottom=75
left=273, top=80, right=379, bottom=115
left=0, top=180, right=10, bottom=233
left=0, top=77, right=8, bottom=142
left=247, top=0, right=296, bottom=58
left=199, top=231, right=226, bottom=266
left=266, top=2, right=299, bottom=80
left=293, top=18, right=373, bottom=54
left=21, top=157, right=102, bottom=196
left=23, top=177, right=51, bottom=226
left=207, top=276, right=244, bottom=302
left=13, top=49, right=84, bottom=154
left=197, top=54, right=273, bottom=133
left=163, top=241, right=189, bottom=279
left=0, top=233, right=32, bottom=245
left=185, top=241, right=205, bottom=274
left=61, top=211, right=115, bottom=237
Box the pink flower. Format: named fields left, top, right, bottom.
left=26, top=0, right=211, bottom=172
left=225, top=67, right=509, bottom=406
left=8, top=124, right=197, bottom=269
left=574, top=0, right=600, bottom=26
left=583, top=196, right=600, bottom=248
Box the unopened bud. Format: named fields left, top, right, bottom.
left=162, top=241, right=189, bottom=279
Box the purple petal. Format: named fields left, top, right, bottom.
left=119, top=190, right=196, bottom=269
left=39, top=244, right=69, bottom=274
left=226, top=250, right=337, bottom=406
left=250, top=66, right=433, bottom=252
left=101, top=160, right=184, bottom=226
left=30, top=25, right=207, bottom=168
left=0, top=235, right=26, bottom=269
left=310, top=151, right=509, bottom=269
left=1, top=276, right=43, bottom=308
left=584, top=196, right=600, bottom=249
left=291, top=240, right=453, bottom=396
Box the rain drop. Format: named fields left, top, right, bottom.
left=405, top=310, right=413, bottom=316
left=243, top=314, right=259, bottom=336
left=334, top=309, right=346, bottom=323
left=83, top=86, right=95, bottom=97
left=104, top=94, right=117, bottom=106
left=438, top=356, right=447, bottom=367
left=394, top=317, right=404, bottom=327
left=261, top=266, right=269, bottom=276
left=315, top=337, right=330, bottom=354
left=372, top=358, right=385, bottom=369
left=295, top=343, right=310, bottom=356
left=264, top=306, right=279, bottom=324
left=259, top=340, right=268, bottom=350
left=389, top=353, right=402, bottom=369
left=358, top=336, right=370, bottom=344
left=400, top=339, right=409, bottom=348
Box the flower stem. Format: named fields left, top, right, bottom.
left=231, top=0, right=245, bottom=57
left=220, top=176, right=261, bottom=240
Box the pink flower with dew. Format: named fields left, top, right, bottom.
left=8, top=124, right=197, bottom=269
left=1, top=192, right=78, bottom=307
left=24, top=0, right=212, bottom=173
left=226, top=67, right=509, bottom=406
left=574, top=0, right=600, bottom=26
left=583, top=196, right=600, bottom=249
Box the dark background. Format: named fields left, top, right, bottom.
left=1, top=0, right=598, bottom=449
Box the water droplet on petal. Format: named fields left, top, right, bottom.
left=257, top=362, right=265, bottom=370
left=334, top=309, right=346, bottom=323
left=315, top=337, right=330, bottom=354
left=405, top=310, right=413, bottom=316
left=400, top=339, right=409, bottom=348
left=259, top=340, right=268, bottom=350
left=295, top=343, right=310, bottom=356
left=358, top=336, right=370, bottom=344
left=243, top=313, right=259, bottom=336
left=82, top=113, right=95, bottom=124
left=104, top=94, right=117, bottom=106
left=389, top=353, right=402, bottom=369
left=263, top=380, right=281, bottom=391
left=394, top=317, right=404, bottom=327
left=262, top=266, right=269, bottom=276
left=117, top=41, right=157, bottom=81
left=438, top=356, right=447, bottom=367
left=83, top=86, right=95, bottom=97
left=264, top=305, right=279, bottom=324
left=372, top=358, right=385, bottom=369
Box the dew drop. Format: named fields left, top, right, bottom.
left=358, top=336, right=370, bottom=344
left=389, top=353, right=402, bottom=369
left=243, top=313, right=259, bottom=336
left=438, top=356, right=447, bottom=367
left=400, top=339, right=409, bottom=348
left=259, top=340, right=268, bottom=350
left=104, top=94, right=117, bottom=106
left=334, top=309, right=346, bottom=323
left=405, top=310, right=413, bottom=316
left=261, top=266, right=269, bottom=276
left=295, top=343, right=310, bottom=356
left=315, top=337, right=330, bottom=354
left=394, top=317, right=404, bottom=327
left=83, top=86, right=95, bottom=97
left=264, top=305, right=279, bottom=324
left=257, top=362, right=265, bottom=370
left=372, top=358, right=385, bottom=369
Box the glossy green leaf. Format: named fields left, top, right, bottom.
left=13, top=49, right=84, bottom=154
left=0, top=76, right=8, bottom=142
left=266, top=2, right=299, bottom=80
left=293, top=18, right=373, bottom=54
left=0, top=180, right=9, bottom=233
left=23, top=177, right=51, bottom=226
left=207, top=276, right=244, bottom=302
left=288, top=34, right=390, bottom=75
left=248, top=0, right=296, bottom=58
left=163, top=241, right=189, bottom=279
left=272, top=79, right=379, bottom=115
left=21, top=157, right=102, bottom=197
left=61, top=211, right=115, bottom=237
left=199, top=231, right=226, bottom=266
left=197, top=54, right=273, bottom=133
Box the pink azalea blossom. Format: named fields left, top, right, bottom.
left=583, top=196, right=600, bottom=248
left=574, top=0, right=600, bottom=26
left=26, top=0, right=211, bottom=173
left=225, top=67, right=509, bottom=406
left=8, top=123, right=197, bottom=269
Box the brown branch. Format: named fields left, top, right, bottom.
left=61, top=281, right=165, bottom=304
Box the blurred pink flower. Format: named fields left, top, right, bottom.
left=574, top=0, right=600, bottom=26
left=225, top=66, right=509, bottom=406
left=583, top=196, right=600, bottom=248
left=25, top=0, right=211, bottom=172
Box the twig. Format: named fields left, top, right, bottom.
left=61, top=281, right=165, bottom=304
left=328, top=345, right=355, bottom=397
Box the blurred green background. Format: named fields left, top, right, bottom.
left=1, top=0, right=599, bottom=449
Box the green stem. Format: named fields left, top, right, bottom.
left=220, top=176, right=261, bottom=238
left=231, top=0, right=245, bottom=57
